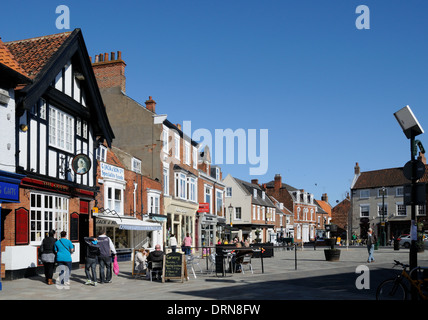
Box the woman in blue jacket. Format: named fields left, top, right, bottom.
left=55, top=231, right=75, bottom=286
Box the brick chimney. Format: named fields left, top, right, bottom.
left=354, top=162, right=360, bottom=175
left=145, top=96, right=156, bottom=113
left=321, top=193, right=328, bottom=203
left=274, top=174, right=282, bottom=191
left=251, top=179, right=259, bottom=185
left=92, top=51, right=126, bottom=93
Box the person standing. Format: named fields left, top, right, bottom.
left=367, top=228, right=376, bottom=263
left=97, top=229, right=116, bottom=283
left=170, top=234, right=177, bottom=253
left=54, top=231, right=74, bottom=286
left=183, top=233, right=192, bottom=255
left=39, top=230, right=57, bottom=285
left=84, top=236, right=100, bottom=286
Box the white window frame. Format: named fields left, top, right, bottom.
left=396, top=202, right=406, bottom=216
left=226, top=187, right=232, bottom=197
left=396, top=187, right=404, bottom=197
left=132, top=157, right=141, bottom=173
left=96, top=145, right=107, bottom=162
left=104, top=181, right=125, bottom=215
left=147, top=189, right=161, bottom=215
left=187, top=177, right=197, bottom=202
left=175, top=172, right=187, bottom=200
left=235, top=207, right=242, bottom=220
left=377, top=203, right=388, bottom=217
left=49, top=105, right=74, bottom=152
left=378, top=188, right=388, bottom=198
left=360, top=189, right=370, bottom=199
left=192, top=146, right=198, bottom=169
left=30, top=192, right=69, bottom=244
left=184, top=141, right=191, bottom=165
left=216, top=189, right=223, bottom=216
left=253, top=189, right=257, bottom=199
left=163, top=163, right=169, bottom=196
left=204, top=184, right=213, bottom=214
left=360, top=204, right=370, bottom=218
left=162, top=126, right=169, bottom=154
left=174, top=133, right=180, bottom=160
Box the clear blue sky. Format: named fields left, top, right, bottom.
left=2, top=0, right=428, bottom=205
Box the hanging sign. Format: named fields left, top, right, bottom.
left=72, top=154, right=91, bottom=175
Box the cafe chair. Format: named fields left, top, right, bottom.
left=149, top=261, right=163, bottom=281
left=186, top=254, right=203, bottom=279
left=209, top=253, right=216, bottom=274
left=240, top=254, right=253, bottom=274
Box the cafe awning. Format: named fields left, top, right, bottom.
left=95, top=215, right=162, bottom=231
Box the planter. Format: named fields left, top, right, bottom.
left=324, top=249, right=341, bottom=261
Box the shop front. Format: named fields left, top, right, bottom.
left=165, top=198, right=197, bottom=253
left=94, top=214, right=162, bottom=261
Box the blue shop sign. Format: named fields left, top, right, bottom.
left=0, top=181, right=19, bottom=202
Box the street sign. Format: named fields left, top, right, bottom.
left=403, top=183, right=426, bottom=205
left=403, top=159, right=425, bottom=180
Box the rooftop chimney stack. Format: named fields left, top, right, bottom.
left=145, top=96, right=156, bottom=113
left=92, top=50, right=126, bottom=93
left=251, top=179, right=259, bottom=186
left=274, top=174, right=282, bottom=191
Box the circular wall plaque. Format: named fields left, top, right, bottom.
left=72, top=154, right=91, bottom=175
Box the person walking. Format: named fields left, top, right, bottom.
left=170, top=234, right=177, bottom=253
left=367, top=228, right=376, bottom=263
left=39, top=230, right=57, bottom=285
left=183, top=233, right=192, bottom=255
left=97, top=229, right=116, bottom=283
left=83, top=236, right=100, bottom=286
left=54, top=231, right=74, bottom=286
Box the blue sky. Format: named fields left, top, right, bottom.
left=2, top=0, right=428, bottom=205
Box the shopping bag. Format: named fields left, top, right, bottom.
left=113, top=255, right=120, bottom=275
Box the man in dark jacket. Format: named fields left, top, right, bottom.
left=84, top=237, right=100, bottom=286
left=147, top=244, right=164, bottom=280
left=97, top=229, right=117, bottom=283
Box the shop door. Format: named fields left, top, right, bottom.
left=79, top=201, right=90, bottom=263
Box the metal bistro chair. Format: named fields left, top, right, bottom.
left=149, top=261, right=163, bottom=281
left=209, top=253, right=216, bottom=274
left=240, top=254, right=253, bottom=274
left=186, top=254, right=203, bottom=279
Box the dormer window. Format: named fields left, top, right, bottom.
left=253, top=189, right=257, bottom=198
left=262, top=191, right=265, bottom=200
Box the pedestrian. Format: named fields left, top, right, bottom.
left=170, top=234, right=177, bottom=253
left=183, top=233, right=192, bottom=255
left=83, top=236, right=100, bottom=286
left=39, top=230, right=57, bottom=285
left=367, top=228, right=376, bottom=263
left=97, top=228, right=117, bottom=283
left=135, top=248, right=148, bottom=278
left=54, top=231, right=74, bottom=286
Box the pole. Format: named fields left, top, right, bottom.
left=410, top=133, right=418, bottom=300
left=294, top=243, right=297, bottom=270
left=0, top=202, right=2, bottom=291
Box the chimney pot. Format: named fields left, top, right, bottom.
left=251, top=179, right=259, bottom=185
left=104, top=53, right=108, bottom=61
left=111, top=52, right=115, bottom=60
left=145, top=96, right=156, bottom=113
left=274, top=174, right=281, bottom=190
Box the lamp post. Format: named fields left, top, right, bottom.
left=394, top=105, right=425, bottom=300
left=228, top=204, right=234, bottom=242
left=381, top=187, right=386, bottom=247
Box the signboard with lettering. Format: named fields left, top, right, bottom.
left=100, top=162, right=125, bottom=181
left=162, top=252, right=187, bottom=283
left=198, top=203, right=209, bottom=213
left=0, top=181, right=19, bottom=202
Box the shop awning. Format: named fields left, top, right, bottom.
left=95, top=215, right=162, bottom=231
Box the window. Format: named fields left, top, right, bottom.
left=235, top=207, right=242, bottom=220
left=96, top=145, right=107, bottom=162
left=30, top=192, right=69, bottom=244
left=378, top=188, right=388, bottom=198
left=257, top=206, right=260, bottom=220
left=163, top=164, right=169, bottom=196
left=262, top=191, right=265, bottom=200
left=396, top=187, right=404, bottom=197
left=215, top=167, right=220, bottom=181
left=360, top=204, right=370, bottom=217
left=253, top=189, right=257, bottom=198
left=49, top=106, right=74, bottom=152
left=377, top=203, right=387, bottom=216
left=226, top=187, right=232, bottom=197
left=216, top=190, right=223, bottom=215
left=193, top=146, right=198, bottom=169
left=132, top=158, right=141, bottom=173
left=148, top=190, right=161, bottom=215
left=174, top=133, right=180, bottom=160
left=396, top=203, right=406, bottom=216
left=205, top=185, right=213, bottom=213
left=105, top=183, right=124, bottom=214
left=39, top=99, right=46, bottom=120
left=252, top=205, right=256, bottom=220
left=187, top=177, right=197, bottom=202
left=76, top=117, right=82, bottom=136
left=162, top=126, right=169, bottom=154
left=175, top=173, right=187, bottom=199
left=360, top=190, right=370, bottom=198
left=184, top=141, right=190, bottom=165
left=417, top=205, right=426, bottom=216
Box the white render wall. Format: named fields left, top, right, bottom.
left=0, top=88, right=16, bottom=173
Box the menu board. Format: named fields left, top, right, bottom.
left=162, top=252, right=187, bottom=282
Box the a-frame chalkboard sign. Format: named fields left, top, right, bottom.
left=162, top=252, right=188, bottom=283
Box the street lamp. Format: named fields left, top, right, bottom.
left=380, top=187, right=386, bottom=247
left=228, top=204, right=234, bottom=242
left=394, top=105, right=425, bottom=300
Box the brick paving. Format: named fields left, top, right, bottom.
left=0, top=246, right=426, bottom=301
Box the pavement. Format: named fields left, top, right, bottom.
left=1, top=246, right=427, bottom=306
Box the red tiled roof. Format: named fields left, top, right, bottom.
left=352, top=165, right=428, bottom=189
left=0, top=38, right=27, bottom=76
left=4, top=32, right=72, bottom=79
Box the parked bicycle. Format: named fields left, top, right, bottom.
left=376, top=260, right=428, bottom=300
